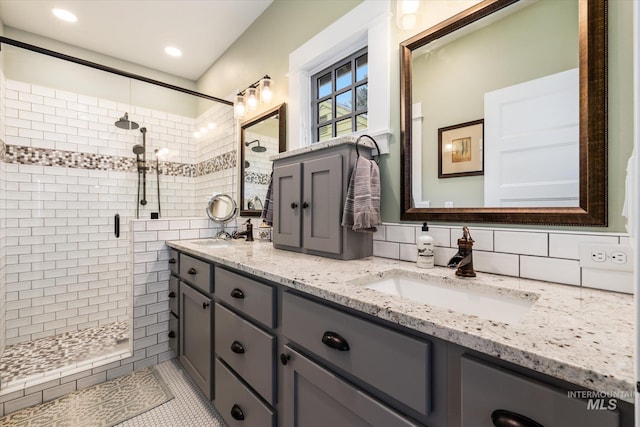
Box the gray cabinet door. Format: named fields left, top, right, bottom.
left=461, top=356, right=619, bottom=427
left=282, top=346, right=419, bottom=427
left=302, top=154, right=343, bottom=254
left=273, top=163, right=301, bottom=248
left=179, top=282, right=213, bottom=400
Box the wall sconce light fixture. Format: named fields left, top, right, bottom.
left=234, top=75, right=273, bottom=117
left=397, top=0, right=421, bottom=30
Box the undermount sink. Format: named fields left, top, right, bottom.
left=192, top=239, right=231, bottom=249
left=353, top=269, right=538, bottom=325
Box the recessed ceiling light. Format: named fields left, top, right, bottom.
left=165, top=46, right=182, bottom=57
left=52, top=8, right=77, bottom=23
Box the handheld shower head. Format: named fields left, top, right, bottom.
left=132, top=145, right=145, bottom=155
left=115, top=112, right=139, bottom=130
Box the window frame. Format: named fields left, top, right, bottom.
left=311, top=47, right=368, bottom=143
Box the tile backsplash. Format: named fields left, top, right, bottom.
left=373, top=223, right=633, bottom=294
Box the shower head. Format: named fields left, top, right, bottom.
left=132, top=144, right=145, bottom=155
left=115, top=112, right=139, bottom=130
left=245, top=139, right=266, bottom=153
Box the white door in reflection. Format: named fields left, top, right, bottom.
left=484, top=68, right=579, bottom=207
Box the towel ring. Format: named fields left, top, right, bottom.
left=355, top=135, right=381, bottom=164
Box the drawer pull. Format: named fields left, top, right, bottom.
left=188, top=267, right=197, bottom=275
left=168, top=291, right=176, bottom=298
left=202, top=302, right=210, bottom=309
left=280, top=353, right=291, bottom=366
left=230, top=288, right=245, bottom=299
left=168, top=258, right=176, bottom=264
left=230, top=341, right=245, bottom=354
left=231, top=404, right=245, bottom=421
left=491, top=410, right=544, bottom=427
left=168, top=331, right=176, bottom=339
left=290, top=202, right=298, bottom=209
left=321, top=331, right=350, bottom=351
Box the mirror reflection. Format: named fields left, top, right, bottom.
left=413, top=0, right=578, bottom=208
left=240, top=103, right=286, bottom=216
left=400, top=0, right=607, bottom=225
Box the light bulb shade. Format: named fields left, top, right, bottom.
left=396, top=0, right=421, bottom=30
left=234, top=94, right=246, bottom=117
left=260, top=77, right=273, bottom=103
left=247, top=87, right=259, bottom=110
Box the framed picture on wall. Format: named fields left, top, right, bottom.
left=438, top=119, right=484, bottom=178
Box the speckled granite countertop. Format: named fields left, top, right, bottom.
left=269, top=135, right=375, bottom=161
left=166, top=239, right=635, bottom=403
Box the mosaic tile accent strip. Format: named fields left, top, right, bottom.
left=3, top=145, right=235, bottom=177
left=0, top=321, right=129, bottom=387
left=196, top=150, right=236, bottom=176
left=0, top=366, right=173, bottom=427
left=244, top=170, right=270, bottom=185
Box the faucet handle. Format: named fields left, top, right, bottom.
left=461, top=226, right=474, bottom=243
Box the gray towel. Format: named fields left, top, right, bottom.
left=261, top=172, right=274, bottom=225
left=342, top=157, right=381, bottom=233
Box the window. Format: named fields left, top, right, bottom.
left=311, top=48, right=368, bottom=142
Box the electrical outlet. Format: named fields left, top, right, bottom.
left=579, top=243, right=633, bottom=272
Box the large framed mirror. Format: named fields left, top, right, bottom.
left=240, top=103, right=286, bottom=216
left=400, top=0, right=606, bottom=225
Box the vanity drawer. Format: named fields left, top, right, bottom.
left=215, top=303, right=276, bottom=404
left=215, top=358, right=275, bottom=427
left=169, top=275, right=179, bottom=316
left=282, top=292, right=432, bottom=416
left=168, top=249, right=179, bottom=275
left=179, top=253, right=212, bottom=294
left=215, top=267, right=275, bottom=328
left=168, top=312, right=179, bottom=354
left=461, top=356, right=619, bottom=427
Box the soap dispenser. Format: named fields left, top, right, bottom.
left=417, top=222, right=434, bottom=268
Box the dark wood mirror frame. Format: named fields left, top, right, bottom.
left=400, top=0, right=607, bottom=226
left=240, top=103, right=287, bottom=217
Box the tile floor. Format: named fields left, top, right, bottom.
left=0, top=321, right=130, bottom=387
left=118, top=359, right=227, bottom=427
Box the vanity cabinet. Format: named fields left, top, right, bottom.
left=177, top=253, right=214, bottom=400
left=167, top=246, right=633, bottom=427
left=460, top=356, right=619, bottom=427
left=282, top=346, right=419, bottom=427
left=167, top=275, right=179, bottom=355
left=213, top=266, right=278, bottom=427
left=272, top=144, right=373, bottom=260
left=282, top=291, right=432, bottom=417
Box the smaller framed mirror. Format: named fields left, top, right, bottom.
left=240, top=103, right=286, bottom=216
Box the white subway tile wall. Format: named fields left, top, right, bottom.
left=374, top=224, right=632, bottom=294
left=2, top=79, right=235, bottom=346
left=0, top=218, right=216, bottom=416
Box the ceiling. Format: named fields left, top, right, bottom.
left=0, top=0, right=273, bottom=81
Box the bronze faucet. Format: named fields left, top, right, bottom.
left=232, top=219, right=254, bottom=242
left=447, top=226, right=476, bottom=277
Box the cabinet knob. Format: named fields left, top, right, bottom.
left=168, top=331, right=176, bottom=339
left=168, top=258, right=176, bottom=264
left=491, top=410, right=544, bottom=427
left=202, top=302, right=210, bottom=309
left=231, top=404, right=245, bottom=421
left=280, top=353, right=291, bottom=366
left=321, top=331, right=350, bottom=351
left=188, top=267, right=197, bottom=275
left=302, top=202, right=309, bottom=209
left=231, top=341, right=245, bottom=354
left=230, top=288, right=245, bottom=299
left=290, top=202, right=298, bottom=209
left=168, top=291, right=176, bottom=298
